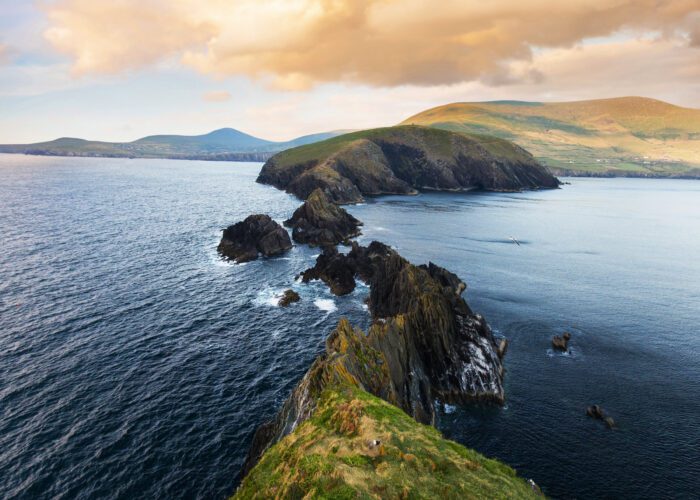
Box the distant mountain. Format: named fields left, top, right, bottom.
left=0, top=128, right=350, bottom=161
left=402, top=97, right=700, bottom=177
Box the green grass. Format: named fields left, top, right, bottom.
left=234, top=384, right=542, bottom=499
left=269, top=125, right=532, bottom=169
left=402, top=97, right=700, bottom=176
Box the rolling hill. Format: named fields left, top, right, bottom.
left=402, top=97, right=700, bottom=177
left=0, top=128, right=349, bottom=161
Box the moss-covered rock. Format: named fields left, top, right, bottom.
left=257, top=125, right=560, bottom=203
left=234, top=384, right=542, bottom=499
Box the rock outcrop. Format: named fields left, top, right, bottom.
left=217, top=214, right=292, bottom=263
left=243, top=240, right=505, bottom=473
left=284, top=188, right=362, bottom=246
left=278, top=289, right=300, bottom=307
left=257, top=126, right=560, bottom=203
left=552, top=332, right=572, bottom=351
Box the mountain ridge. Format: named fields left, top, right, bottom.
left=0, top=128, right=351, bottom=161
left=402, top=96, right=700, bottom=177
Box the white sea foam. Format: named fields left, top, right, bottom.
left=314, top=298, right=337, bottom=312
left=254, top=289, right=283, bottom=307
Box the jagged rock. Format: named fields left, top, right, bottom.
left=299, top=246, right=358, bottom=295
left=257, top=126, right=560, bottom=203
left=278, top=289, right=300, bottom=307
left=552, top=332, right=572, bottom=351
left=244, top=241, right=506, bottom=473
left=217, top=214, right=292, bottom=263
left=284, top=188, right=362, bottom=246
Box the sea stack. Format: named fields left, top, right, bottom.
left=284, top=188, right=362, bottom=246
left=217, top=214, right=292, bottom=263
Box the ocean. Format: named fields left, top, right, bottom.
left=1, top=154, right=698, bottom=498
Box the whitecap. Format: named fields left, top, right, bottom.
left=253, top=288, right=284, bottom=307
left=314, top=298, right=337, bottom=313
left=444, top=404, right=456, bottom=414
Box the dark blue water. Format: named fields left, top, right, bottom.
left=1, top=154, right=698, bottom=499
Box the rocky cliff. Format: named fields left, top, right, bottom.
left=257, top=125, right=560, bottom=203
left=242, top=241, right=505, bottom=475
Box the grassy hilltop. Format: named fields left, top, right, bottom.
left=402, top=97, right=700, bottom=177
left=235, top=384, right=540, bottom=499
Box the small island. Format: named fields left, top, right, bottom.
left=257, top=125, right=560, bottom=203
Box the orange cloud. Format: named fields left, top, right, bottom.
left=203, top=90, right=231, bottom=102
left=43, top=0, right=700, bottom=88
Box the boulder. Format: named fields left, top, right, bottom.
left=278, top=289, right=300, bottom=307
left=217, top=214, right=292, bottom=263
left=284, top=188, right=362, bottom=246
left=552, top=332, right=572, bottom=351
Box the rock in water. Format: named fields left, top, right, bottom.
left=278, top=289, right=300, bottom=307
left=217, top=214, right=292, bottom=263
left=552, top=332, right=571, bottom=351
left=257, top=126, right=560, bottom=203
left=299, top=246, right=358, bottom=295
left=284, top=188, right=362, bottom=246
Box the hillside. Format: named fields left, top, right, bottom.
left=257, top=125, right=559, bottom=203
left=402, top=97, right=700, bottom=177
left=234, top=384, right=540, bottom=499
left=0, top=128, right=348, bottom=161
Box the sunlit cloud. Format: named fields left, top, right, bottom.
left=41, top=0, right=700, bottom=89
left=203, top=90, right=231, bottom=102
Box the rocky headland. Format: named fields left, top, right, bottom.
left=217, top=214, right=292, bottom=263
left=257, top=125, right=560, bottom=203
left=228, top=131, right=558, bottom=497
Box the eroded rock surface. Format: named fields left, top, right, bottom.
left=217, top=214, right=291, bottom=263
left=284, top=188, right=362, bottom=246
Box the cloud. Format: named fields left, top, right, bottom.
left=40, top=0, right=700, bottom=89
left=0, top=44, right=11, bottom=65
left=203, top=90, right=231, bottom=102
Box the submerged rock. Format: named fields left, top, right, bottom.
left=586, top=404, right=616, bottom=429
left=284, top=188, right=362, bottom=246
left=217, top=214, right=292, bottom=263
left=278, top=289, right=300, bottom=307
left=552, top=332, right=571, bottom=351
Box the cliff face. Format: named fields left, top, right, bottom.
left=242, top=241, right=505, bottom=475
left=257, top=126, right=560, bottom=203
left=234, top=384, right=541, bottom=499
left=284, top=188, right=362, bottom=246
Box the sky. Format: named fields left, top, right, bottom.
left=0, top=0, right=699, bottom=143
